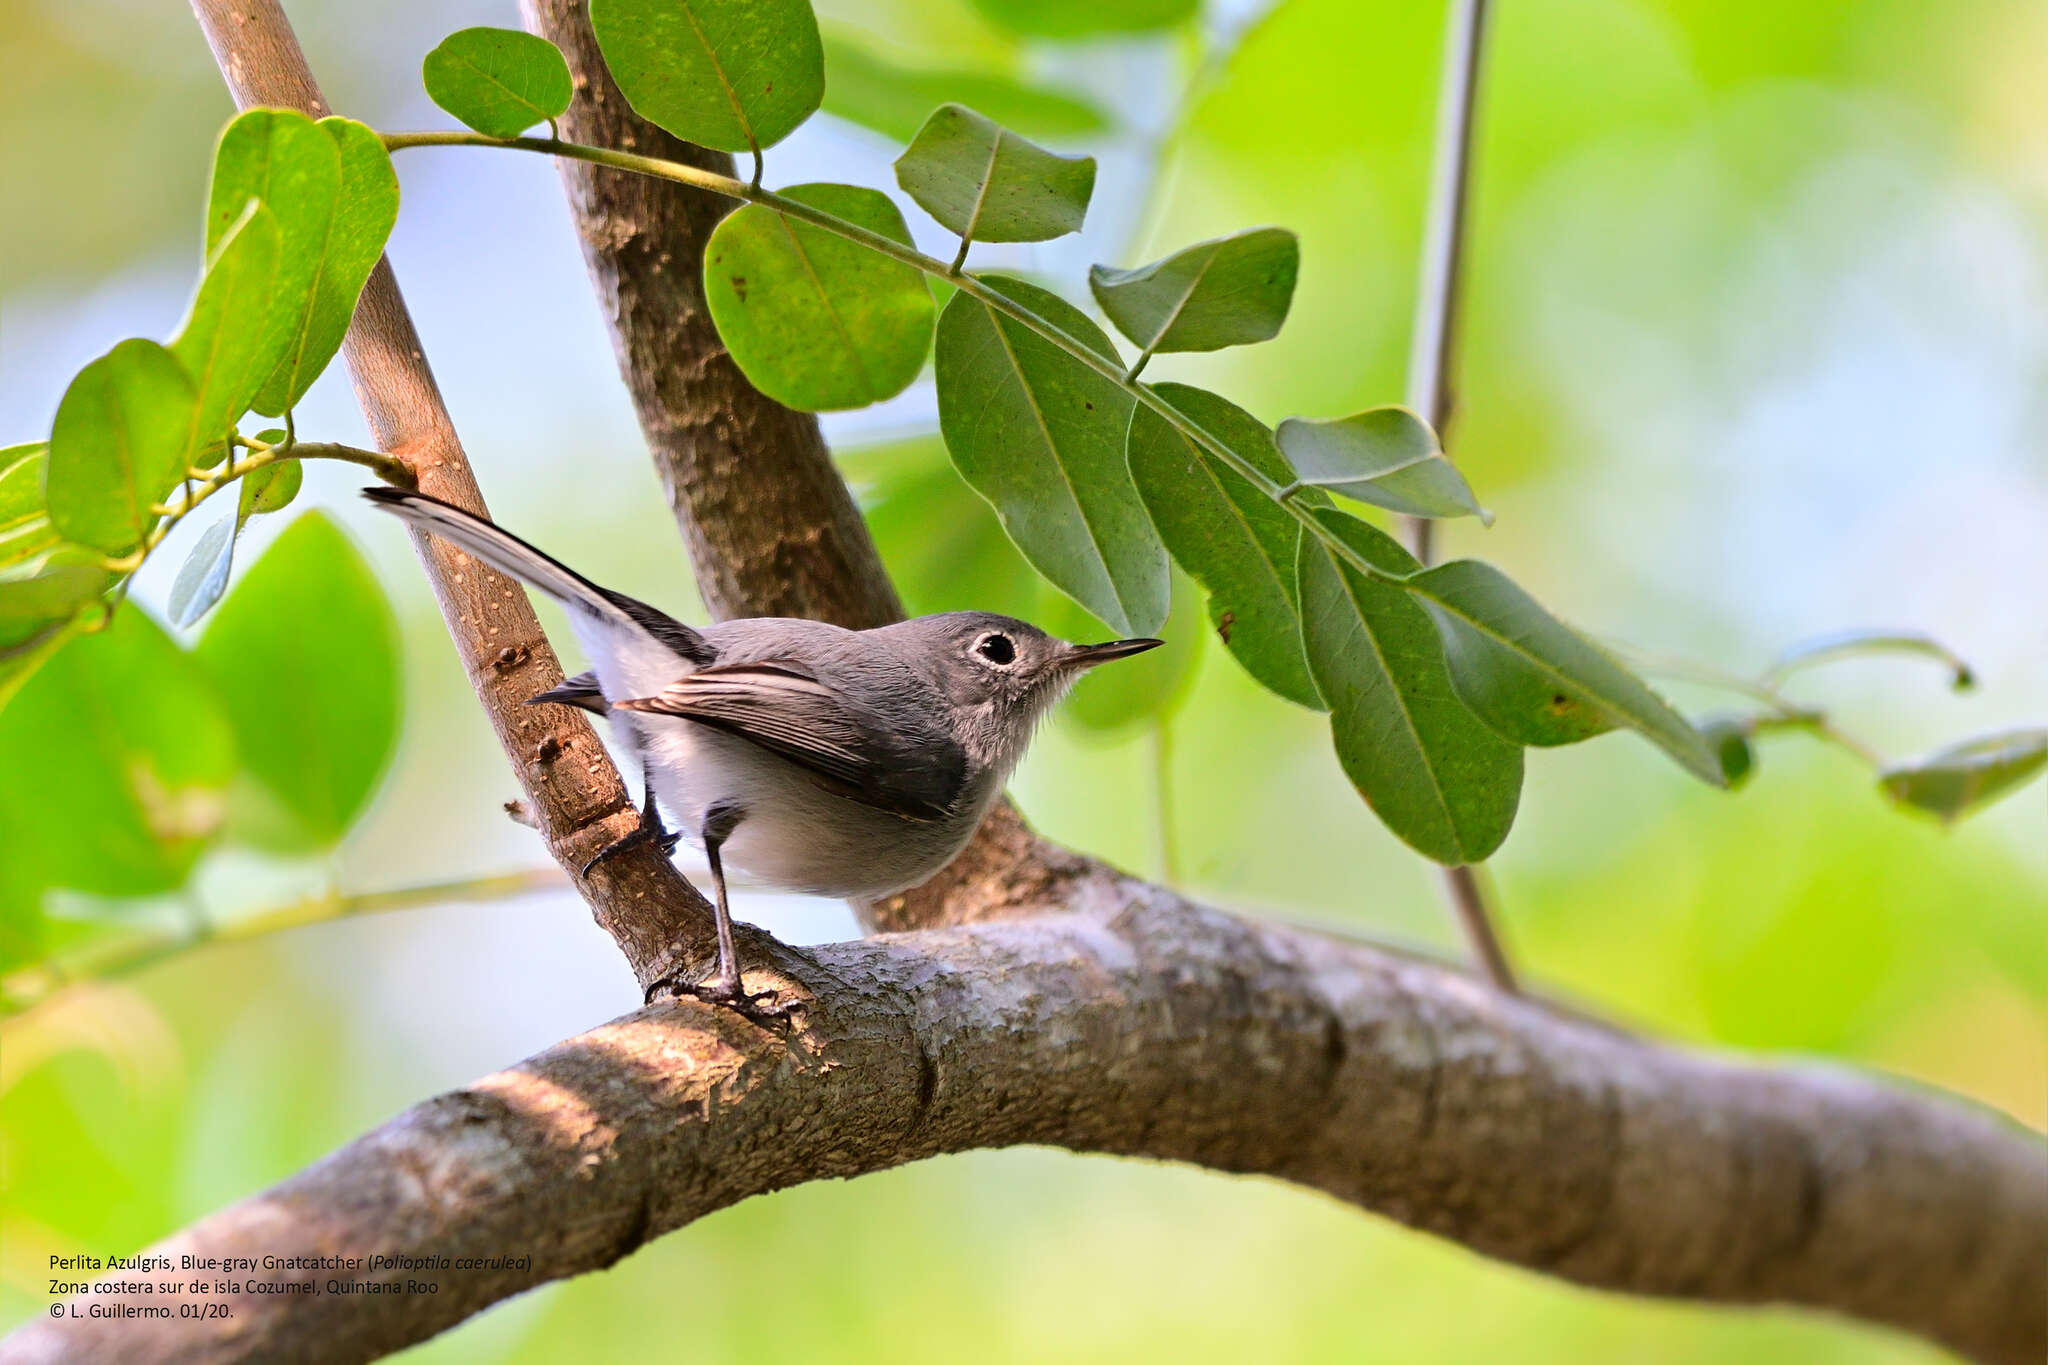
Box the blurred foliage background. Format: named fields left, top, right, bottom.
left=2, top=0, right=2043, bottom=1359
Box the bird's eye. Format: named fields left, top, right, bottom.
left=975, top=633, right=1016, bottom=666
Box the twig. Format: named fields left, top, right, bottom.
left=1398, top=0, right=1514, bottom=992
left=187, top=0, right=712, bottom=993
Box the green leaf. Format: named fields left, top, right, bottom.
left=195, top=512, right=400, bottom=849
left=0, top=443, right=59, bottom=570
left=894, top=104, right=1095, bottom=244
left=1879, top=729, right=2047, bottom=823
left=934, top=277, right=1165, bottom=636
left=254, top=119, right=399, bottom=416
left=1405, top=559, right=1726, bottom=786
left=423, top=27, right=574, bottom=138
left=0, top=611, right=93, bottom=716
left=47, top=339, right=198, bottom=555
left=239, top=459, right=302, bottom=518
left=1276, top=407, right=1491, bottom=523
left=1297, top=510, right=1523, bottom=863
left=821, top=31, right=1108, bottom=145
left=168, top=198, right=284, bottom=464
left=168, top=513, right=239, bottom=629
left=968, top=0, right=1198, bottom=39
left=0, top=606, right=236, bottom=898
left=204, top=110, right=343, bottom=415
left=1090, top=229, right=1298, bottom=355
left=1126, top=384, right=1322, bottom=709
left=703, top=183, right=934, bottom=411
left=0, top=548, right=111, bottom=651
left=589, top=0, right=824, bottom=155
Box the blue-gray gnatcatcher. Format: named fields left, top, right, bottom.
left=363, top=487, right=1160, bottom=1002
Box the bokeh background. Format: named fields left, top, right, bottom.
left=3, top=0, right=2044, bottom=1359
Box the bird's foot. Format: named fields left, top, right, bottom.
left=580, top=813, right=681, bottom=876
left=655, top=971, right=801, bottom=1023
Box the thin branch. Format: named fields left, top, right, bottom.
left=1397, top=0, right=1513, bottom=991
left=378, top=130, right=1431, bottom=605
left=187, top=0, right=712, bottom=993
left=0, top=869, right=565, bottom=1018
left=11, top=879, right=2042, bottom=1365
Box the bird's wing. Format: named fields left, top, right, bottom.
left=614, top=661, right=968, bottom=822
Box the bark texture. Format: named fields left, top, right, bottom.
left=23, top=10, right=2025, bottom=1365
left=521, top=0, right=902, bottom=631
left=186, top=0, right=713, bottom=991
left=521, top=0, right=1035, bottom=932
left=7, top=872, right=2042, bottom=1365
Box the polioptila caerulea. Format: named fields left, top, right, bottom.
left=363, top=487, right=1161, bottom=1002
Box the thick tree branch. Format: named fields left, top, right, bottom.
left=519, top=0, right=900, bottom=631
left=520, top=0, right=1042, bottom=932
left=10, top=872, right=2042, bottom=1365
left=188, top=0, right=711, bottom=990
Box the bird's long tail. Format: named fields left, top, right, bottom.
left=360, top=486, right=710, bottom=665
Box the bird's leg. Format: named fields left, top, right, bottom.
left=579, top=777, right=679, bottom=876
left=691, top=801, right=746, bottom=1002
left=699, top=828, right=743, bottom=1003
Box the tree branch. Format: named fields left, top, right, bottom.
left=187, top=0, right=711, bottom=991
left=519, top=0, right=1047, bottom=933
left=519, top=0, right=900, bottom=632
left=9, top=872, right=2041, bottom=1365
left=1402, top=0, right=1517, bottom=992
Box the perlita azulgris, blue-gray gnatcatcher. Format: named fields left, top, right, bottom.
left=362, top=487, right=1161, bottom=1003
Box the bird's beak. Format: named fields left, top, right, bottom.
left=1060, top=638, right=1164, bottom=670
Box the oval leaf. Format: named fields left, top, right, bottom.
left=204, top=110, right=343, bottom=416
left=1127, top=384, right=1321, bottom=709
left=969, top=0, right=1198, bottom=39
left=168, top=513, right=239, bottom=629
left=423, top=27, right=574, bottom=138
left=822, top=33, right=1107, bottom=145
left=169, top=198, right=284, bottom=466
left=1090, top=228, right=1298, bottom=355
left=256, top=118, right=400, bottom=416
left=195, top=512, right=401, bottom=849
left=1276, top=406, right=1490, bottom=523
left=239, top=458, right=303, bottom=518
left=1406, top=559, right=1726, bottom=786
left=0, top=605, right=236, bottom=897
left=894, top=104, right=1095, bottom=245
left=1298, top=510, right=1523, bottom=863
left=0, top=443, right=58, bottom=570
left=934, top=277, right=1165, bottom=636
left=47, top=339, right=198, bottom=555
left=703, top=183, right=934, bottom=411
left=1879, top=729, right=2047, bottom=823
left=590, top=0, right=824, bottom=155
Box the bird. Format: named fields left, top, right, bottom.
left=361, top=486, right=1161, bottom=1003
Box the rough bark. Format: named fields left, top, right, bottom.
left=186, top=0, right=712, bottom=991
left=30, top=10, right=2022, bottom=1365
left=7, top=872, right=2042, bottom=1365
left=522, top=0, right=1057, bottom=938
left=520, top=0, right=902, bottom=631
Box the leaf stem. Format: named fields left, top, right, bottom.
left=102, top=440, right=412, bottom=573
left=0, top=868, right=565, bottom=1019
left=377, top=129, right=1406, bottom=591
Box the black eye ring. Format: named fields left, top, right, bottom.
left=975, top=633, right=1016, bottom=666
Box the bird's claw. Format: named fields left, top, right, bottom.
left=580, top=813, right=679, bottom=876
